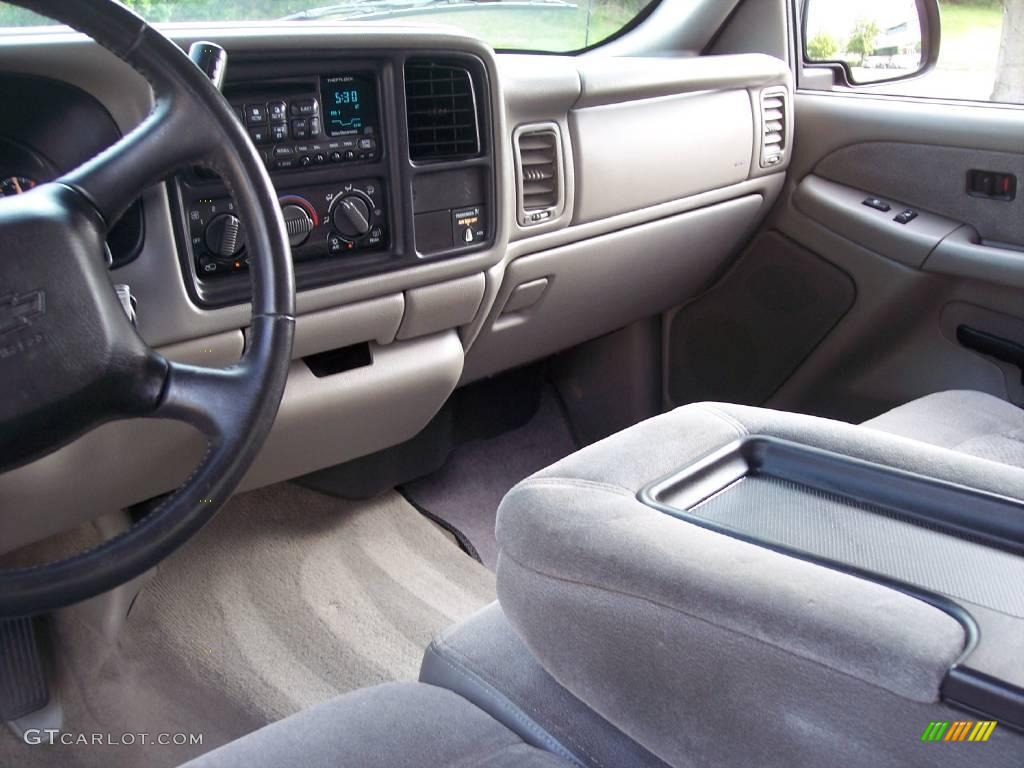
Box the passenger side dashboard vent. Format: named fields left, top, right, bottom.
left=759, top=88, right=789, bottom=169
left=405, top=61, right=481, bottom=162
left=514, top=123, right=565, bottom=226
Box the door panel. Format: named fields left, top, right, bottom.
left=662, top=87, right=1024, bottom=422
left=763, top=92, right=1024, bottom=420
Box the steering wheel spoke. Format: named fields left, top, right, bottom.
left=58, top=100, right=215, bottom=228
left=153, top=360, right=251, bottom=440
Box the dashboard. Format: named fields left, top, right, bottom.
left=0, top=25, right=792, bottom=553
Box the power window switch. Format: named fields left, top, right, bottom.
left=862, top=197, right=891, bottom=212
left=894, top=209, right=918, bottom=225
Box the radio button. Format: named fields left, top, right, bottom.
left=290, top=99, right=318, bottom=117
left=249, top=127, right=270, bottom=144
left=268, top=101, right=287, bottom=123
left=270, top=124, right=288, bottom=142
left=329, top=151, right=343, bottom=163
left=309, top=117, right=322, bottom=137
left=244, top=104, right=268, bottom=125
left=273, top=146, right=295, bottom=158
left=291, top=119, right=309, bottom=139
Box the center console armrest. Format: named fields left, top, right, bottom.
left=495, top=403, right=1024, bottom=766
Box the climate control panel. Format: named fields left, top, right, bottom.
left=185, top=179, right=387, bottom=278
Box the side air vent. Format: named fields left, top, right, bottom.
left=760, top=88, right=789, bottom=169
left=514, top=123, right=565, bottom=226
left=405, top=61, right=481, bottom=162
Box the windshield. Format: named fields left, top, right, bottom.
left=0, top=0, right=657, bottom=53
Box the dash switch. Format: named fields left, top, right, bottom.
left=862, top=196, right=891, bottom=212
left=452, top=206, right=486, bottom=247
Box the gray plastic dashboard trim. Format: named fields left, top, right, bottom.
left=573, top=53, right=790, bottom=108
left=0, top=330, right=465, bottom=553
left=570, top=89, right=754, bottom=225
left=462, top=194, right=769, bottom=382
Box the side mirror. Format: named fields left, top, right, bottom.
left=802, top=0, right=941, bottom=86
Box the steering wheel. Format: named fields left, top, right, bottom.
left=0, top=1, right=295, bottom=616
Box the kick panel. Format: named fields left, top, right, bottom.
left=666, top=231, right=855, bottom=408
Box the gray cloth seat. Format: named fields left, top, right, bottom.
left=495, top=401, right=1024, bottom=768
left=180, top=682, right=571, bottom=768
left=863, top=389, right=1024, bottom=469
left=420, top=602, right=670, bottom=768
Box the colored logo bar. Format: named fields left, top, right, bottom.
left=921, top=721, right=997, bottom=742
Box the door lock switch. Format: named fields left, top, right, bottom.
left=894, top=209, right=918, bottom=225
left=862, top=197, right=891, bottom=212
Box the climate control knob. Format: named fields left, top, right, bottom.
left=331, top=195, right=371, bottom=239
left=281, top=203, right=315, bottom=247
left=204, top=213, right=245, bottom=259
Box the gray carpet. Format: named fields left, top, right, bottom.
left=404, top=389, right=577, bottom=570
left=1, top=485, right=495, bottom=768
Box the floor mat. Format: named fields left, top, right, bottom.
left=0, top=485, right=495, bottom=768
left=403, top=388, right=577, bottom=570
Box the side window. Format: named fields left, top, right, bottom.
left=802, top=0, right=1024, bottom=106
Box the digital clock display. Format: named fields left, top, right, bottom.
left=321, top=74, right=377, bottom=137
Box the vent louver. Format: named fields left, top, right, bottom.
left=515, top=125, right=563, bottom=226
left=405, top=61, right=480, bottom=161
left=760, top=88, right=788, bottom=169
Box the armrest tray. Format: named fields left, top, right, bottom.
left=639, top=436, right=1024, bottom=731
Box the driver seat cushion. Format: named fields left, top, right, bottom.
left=863, top=389, right=1024, bottom=468
left=179, top=682, right=572, bottom=768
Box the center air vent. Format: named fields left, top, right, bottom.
left=514, top=124, right=564, bottom=226
left=760, top=88, right=789, bottom=169
left=405, top=61, right=481, bottom=161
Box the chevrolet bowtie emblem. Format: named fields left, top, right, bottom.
left=0, top=291, right=46, bottom=336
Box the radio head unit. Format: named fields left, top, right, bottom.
left=227, top=72, right=381, bottom=173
